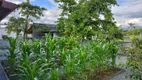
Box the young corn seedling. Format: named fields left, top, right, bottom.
left=7, top=37, right=18, bottom=77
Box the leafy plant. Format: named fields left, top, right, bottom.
left=6, top=2, right=46, bottom=39
left=126, top=37, right=142, bottom=80
left=17, top=40, right=49, bottom=80
left=7, top=35, right=118, bottom=80
left=7, top=37, right=18, bottom=78
left=55, top=0, right=122, bottom=40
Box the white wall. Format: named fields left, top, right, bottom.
left=0, top=28, right=7, bottom=39
left=0, top=27, right=16, bottom=39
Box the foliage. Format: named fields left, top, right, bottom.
left=131, top=37, right=142, bottom=49
left=122, top=29, right=142, bottom=36
left=122, top=23, right=142, bottom=36
left=7, top=37, right=18, bottom=78
left=128, top=23, right=135, bottom=30
left=118, top=44, right=129, bottom=55
left=7, top=35, right=118, bottom=80
left=126, top=37, right=142, bottom=80
left=6, top=17, right=27, bottom=36
left=19, top=2, right=46, bottom=19
left=18, top=41, right=48, bottom=80
left=2, top=35, right=8, bottom=40
left=6, top=2, right=46, bottom=39
left=55, top=0, right=122, bottom=40
left=32, top=23, right=50, bottom=32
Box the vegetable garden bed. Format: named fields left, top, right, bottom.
left=87, top=67, right=124, bottom=80
left=4, top=35, right=120, bottom=80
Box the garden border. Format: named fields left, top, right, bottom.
left=108, top=68, right=125, bottom=80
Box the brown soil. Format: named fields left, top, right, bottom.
left=89, top=68, right=122, bottom=80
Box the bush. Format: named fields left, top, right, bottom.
left=131, top=37, right=142, bottom=49
left=126, top=37, right=142, bottom=80
left=2, top=35, right=8, bottom=40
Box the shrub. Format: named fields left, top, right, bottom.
left=126, top=37, right=142, bottom=80
left=2, top=35, right=8, bottom=40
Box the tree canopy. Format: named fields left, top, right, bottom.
left=55, top=0, right=122, bottom=40
left=6, top=2, right=46, bottom=39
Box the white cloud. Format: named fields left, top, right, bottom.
left=48, top=0, right=58, bottom=7
left=1, top=0, right=60, bottom=24
left=112, top=0, right=142, bottom=28
left=5, top=0, right=36, bottom=4
left=2, top=0, right=142, bottom=28
left=35, top=8, right=61, bottom=24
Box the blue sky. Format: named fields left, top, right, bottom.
left=31, top=0, right=56, bottom=9
left=31, top=0, right=123, bottom=9
left=117, top=0, right=123, bottom=4
left=3, top=0, right=142, bottom=29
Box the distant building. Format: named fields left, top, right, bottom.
left=27, top=23, right=59, bottom=39
left=0, top=0, right=18, bottom=39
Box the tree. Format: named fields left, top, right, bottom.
left=55, top=0, right=122, bottom=40
left=6, top=17, right=27, bottom=37
left=6, top=1, right=46, bottom=39
left=128, top=23, right=135, bottom=30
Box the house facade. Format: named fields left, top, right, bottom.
left=0, top=26, right=16, bottom=39
left=27, top=23, right=59, bottom=39
left=0, top=0, right=18, bottom=39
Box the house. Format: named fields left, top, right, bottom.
left=0, top=27, right=17, bottom=39
left=0, top=27, right=6, bottom=39
left=0, top=1, right=59, bottom=39
left=26, top=23, right=60, bottom=39
left=0, top=0, right=18, bottom=21
left=0, top=0, right=18, bottom=39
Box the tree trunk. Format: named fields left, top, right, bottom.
left=23, top=0, right=30, bottom=40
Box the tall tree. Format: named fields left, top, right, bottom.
left=128, top=23, right=135, bottom=30
left=55, top=0, right=122, bottom=40
left=6, top=17, right=27, bottom=37
left=6, top=1, right=46, bottom=39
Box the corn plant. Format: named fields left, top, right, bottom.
left=17, top=40, right=49, bottom=80
left=7, top=37, right=18, bottom=77
left=6, top=34, right=119, bottom=80
left=49, top=68, right=60, bottom=80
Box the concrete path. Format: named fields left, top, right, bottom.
left=0, top=40, right=9, bottom=80
left=110, top=55, right=130, bottom=80
left=0, top=63, right=9, bottom=80
left=0, top=40, right=10, bottom=49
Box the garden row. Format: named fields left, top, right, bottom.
left=5, top=34, right=118, bottom=80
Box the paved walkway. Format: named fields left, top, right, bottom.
left=110, top=55, right=130, bottom=80
left=0, top=63, right=9, bottom=80
left=0, top=40, right=9, bottom=80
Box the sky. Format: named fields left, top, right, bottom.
left=1, top=0, right=142, bottom=29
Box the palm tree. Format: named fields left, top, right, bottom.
left=128, top=23, right=135, bottom=30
